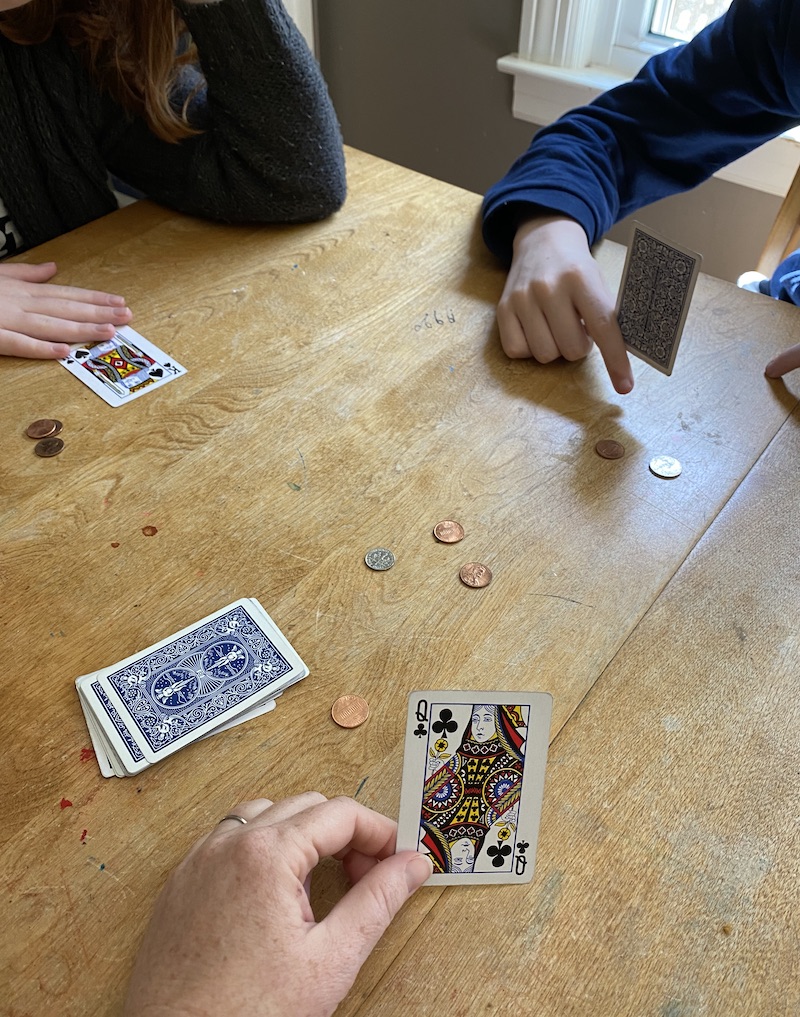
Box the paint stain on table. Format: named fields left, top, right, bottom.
left=141, top=525, right=158, bottom=537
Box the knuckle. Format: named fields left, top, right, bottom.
left=561, top=339, right=592, bottom=362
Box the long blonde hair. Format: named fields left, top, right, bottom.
left=0, top=0, right=200, bottom=143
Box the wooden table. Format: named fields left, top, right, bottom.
left=2, top=148, right=798, bottom=1016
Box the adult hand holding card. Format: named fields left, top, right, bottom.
left=397, top=691, right=552, bottom=885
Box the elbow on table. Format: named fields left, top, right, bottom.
left=232, top=155, right=347, bottom=225
left=290, top=168, right=347, bottom=222
left=281, top=146, right=348, bottom=222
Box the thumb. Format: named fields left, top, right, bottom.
left=321, top=851, right=432, bottom=965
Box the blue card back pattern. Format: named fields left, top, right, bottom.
left=93, top=604, right=293, bottom=756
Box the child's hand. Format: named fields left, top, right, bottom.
left=0, top=262, right=132, bottom=359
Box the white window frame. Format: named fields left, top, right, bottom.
left=283, top=0, right=316, bottom=54
left=499, top=0, right=800, bottom=196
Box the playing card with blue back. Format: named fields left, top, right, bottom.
left=77, top=599, right=306, bottom=774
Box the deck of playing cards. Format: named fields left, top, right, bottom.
left=397, top=690, right=552, bottom=885
left=616, top=221, right=702, bottom=376
left=76, top=599, right=308, bottom=777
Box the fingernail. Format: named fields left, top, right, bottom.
left=108, top=295, right=126, bottom=306
left=405, top=854, right=433, bottom=891
left=617, top=378, right=633, bottom=394
left=112, top=306, right=132, bottom=318
left=95, top=323, right=115, bottom=334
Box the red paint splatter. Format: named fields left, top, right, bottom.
left=141, top=525, right=158, bottom=537
left=60, top=798, right=72, bottom=809
left=80, top=747, right=96, bottom=762
left=195, top=570, right=205, bottom=577
left=110, top=541, right=120, bottom=548
left=80, top=829, right=88, bottom=842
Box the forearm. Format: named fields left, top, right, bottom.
left=482, top=0, right=800, bottom=263
left=104, top=0, right=345, bottom=224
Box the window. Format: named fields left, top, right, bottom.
left=499, top=0, right=800, bottom=195
left=650, top=0, right=733, bottom=43
left=600, top=0, right=733, bottom=74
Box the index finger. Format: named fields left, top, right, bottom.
left=272, top=796, right=398, bottom=873
left=765, top=343, right=800, bottom=378
left=29, top=283, right=128, bottom=307
left=579, top=297, right=634, bottom=394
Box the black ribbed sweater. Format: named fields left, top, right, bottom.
left=0, top=0, right=346, bottom=253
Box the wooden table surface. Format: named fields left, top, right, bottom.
left=2, top=148, right=798, bottom=1016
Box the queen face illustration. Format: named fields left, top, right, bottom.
left=419, top=702, right=528, bottom=874
left=449, top=837, right=476, bottom=873
left=471, top=706, right=497, bottom=743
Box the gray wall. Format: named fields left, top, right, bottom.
left=316, top=0, right=780, bottom=282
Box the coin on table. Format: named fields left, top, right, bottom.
left=34, top=437, right=64, bottom=458
left=649, top=455, right=682, bottom=479
left=26, top=418, right=61, bottom=439
left=595, top=439, right=625, bottom=460
left=365, top=547, right=395, bottom=571
left=331, top=694, right=370, bottom=729
left=459, top=562, right=493, bottom=588
left=433, top=519, right=465, bottom=544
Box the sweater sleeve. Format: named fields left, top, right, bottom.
left=482, top=0, right=800, bottom=263
left=98, top=0, right=346, bottom=224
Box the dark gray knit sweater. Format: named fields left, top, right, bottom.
left=0, top=0, right=346, bottom=253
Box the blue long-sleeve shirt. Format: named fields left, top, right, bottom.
left=482, top=0, right=800, bottom=264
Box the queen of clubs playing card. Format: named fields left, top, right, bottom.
left=418, top=703, right=527, bottom=875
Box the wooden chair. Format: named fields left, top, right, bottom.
left=756, top=163, right=800, bottom=276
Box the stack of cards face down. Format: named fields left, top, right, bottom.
left=77, top=599, right=308, bottom=777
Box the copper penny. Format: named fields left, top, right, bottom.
left=331, top=694, right=370, bottom=729
left=459, top=562, right=492, bottom=588
left=433, top=519, right=465, bottom=544
left=34, top=437, right=64, bottom=458
left=26, top=418, right=60, bottom=439
left=595, top=439, right=625, bottom=460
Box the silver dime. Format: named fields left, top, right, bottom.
left=364, top=547, right=395, bottom=571
left=649, top=455, right=682, bottom=479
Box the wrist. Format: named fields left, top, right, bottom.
left=513, top=214, right=588, bottom=253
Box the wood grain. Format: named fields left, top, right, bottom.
left=1, top=148, right=798, bottom=1015
left=357, top=400, right=800, bottom=1017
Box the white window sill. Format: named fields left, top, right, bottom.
left=498, top=54, right=800, bottom=197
